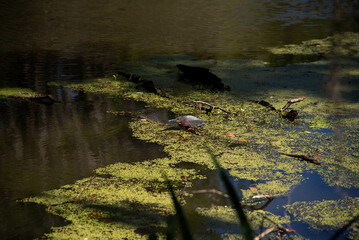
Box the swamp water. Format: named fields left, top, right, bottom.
left=0, top=0, right=359, bottom=239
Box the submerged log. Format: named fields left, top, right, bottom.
left=117, top=71, right=169, bottom=98
left=280, top=152, right=321, bottom=165
left=177, top=64, right=231, bottom=91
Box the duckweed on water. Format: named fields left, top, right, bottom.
left=268, top=32, right=359, bottom=56
left=27, top=50, right=359, bottom=239
left=285, top=198, right=359, bottom=238
left=195, top=207, right=290, bottom=239
left=0, top=87, right=39, bottom=99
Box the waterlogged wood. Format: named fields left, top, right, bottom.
left=280, top=152, right=321, bottom=165
left=281, top=96, right=306, bottom=111
left=252, top=194, right=275, bottom=199
left=193, top=100, right=237, bottom=115
left=254, top=225, right=277, bottom=240
left=253, top=96, right=306, bottom=121
left=189, top=189, right=229, bottom=198
left=254, top=224, right=295, bottom=240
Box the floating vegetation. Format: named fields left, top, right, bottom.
left=0, top=87, right=39, bottom=99
left=26, top=48, right=359, bottom=239
left=285, top=198, right=359, bottom=239
left=268, top=32, right=359, bottom=57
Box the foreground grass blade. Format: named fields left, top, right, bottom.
left=164, top=174, right=193, bottom=240
left=329, top=213, right=359, bottom=240
left=165, top=215, right=177, bottom=240
left=208, top=150, right=254, bottom=240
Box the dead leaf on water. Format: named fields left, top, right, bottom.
left=224, top=134, right=236, bottom=137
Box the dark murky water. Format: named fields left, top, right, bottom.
left=0, top=89, right=168, bottom=239
left=0, top=1, right=359, bottom=239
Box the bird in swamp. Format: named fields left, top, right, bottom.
left=168, top=115, right=205, bottom=130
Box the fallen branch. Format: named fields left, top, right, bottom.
left=254, top=225, right=278, bottom=240
left=281, top=96, right=306, bottom=111
left=280, top=152, right=321, bottom=165
left=250, top=197, right=274, bottom=211
left=188, top=189, right=229, bottom=198
left=253, top=96, right=306, bottom=121
left=254, top=224, right=295, bottom=240
left=193, top=100, right=237, bottom=115
left=252, top=194, right=275, bottom=199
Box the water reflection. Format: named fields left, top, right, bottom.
left=0, top=51, right=112, bottom=95
left=0, top=89, right=167, bottom=239
left=1, top=0, right=358, bottom=61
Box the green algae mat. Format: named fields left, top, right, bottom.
left=22, top=34, right=359, bottom=239
left=0, top=88, right=39, bottom=99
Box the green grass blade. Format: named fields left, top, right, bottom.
left=208, top=149, right=254, bottom=240
left=164, top=174, right=193, bottom=240
left=329, top=213, right=359, bottom=240
left=165, top=215, right=176, bottom=240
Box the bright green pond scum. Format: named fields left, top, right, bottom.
left=23, top=34, right=359, bottom=239
left=0, top=87, right=39, bottom=99
left=268, top=32, right=359, bottom=56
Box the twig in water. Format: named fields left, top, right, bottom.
left=280, top=152, right=321, bottom=165
left=281, top=96, right=306, bottom=111
left=250, top=196, right=275, bottom=211
left=254, top=225, right=278, bottom=240
left=193, top=100, right=237, bottom=115
left=189, top=189, right=229, bottom=198
left=252, top=194, right=275, bottom=199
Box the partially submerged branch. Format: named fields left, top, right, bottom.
left=249, top=195, right=275, bottom=211
left=252, top=194, right=275, bottom=199
left=281, top=96, right=306, bottom=111
left=253, top=96, right=306, bottom=121
left=254, top=224, right=295, bottom=240
left=193, top=100, right=238, bottom=115
left=188, top=189, right=229, bottom=198
left=254, top=225, right=278, bottom=240
left=280, top=152, right=321, bottom=165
